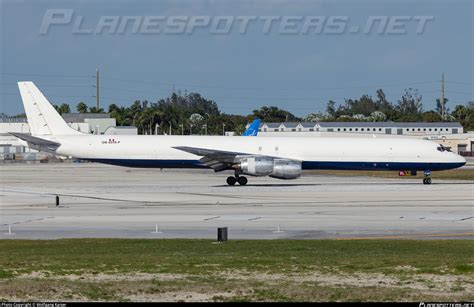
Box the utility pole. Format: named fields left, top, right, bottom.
left=222, top=123, right=225, bottom=136
left=180, top=124, right=184, bottom=135
left=441, top=72, right=445, bottom=120
left=95, top=68, right=100, bottom=110
left=169, top=121, right=172, bottom=135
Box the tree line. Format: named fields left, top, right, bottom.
left=46, top=88, right=474, bottom=134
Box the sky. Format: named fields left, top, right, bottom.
left=1, top=0, right=473, bottom=117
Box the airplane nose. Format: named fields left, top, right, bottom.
left=455, top=154, right=466, bottom=166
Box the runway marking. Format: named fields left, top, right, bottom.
left=336, top=232, right=474, bottom=240
left=1, top=188, right=473, bottom=208
left=173, top=191, right=473, bottom=205
left=0, top=188, right=170, bottom=205
left=1, top=216, right=55, bottom=226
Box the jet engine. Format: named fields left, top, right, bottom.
left=239, top=156, right=274, bottom=176
left=238, top=157, right=302, bottom=179
left=270, top=159, right=302, bottom=179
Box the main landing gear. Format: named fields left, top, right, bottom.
left=423, top=170, right=432, bottom=185
left=226, top=171, right=248, bottom=186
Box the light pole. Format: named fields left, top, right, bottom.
left=203, top=124, right=207, bottom=135
left=150, top=115, right=154, bottom=135
left=190, top=124, right=193, bottom=135
left=179, top=124, right=184, bottom=135
left=169, top=121, right=172, bottom=135
left=222, top=123, right=225, bottom=136
left=133, top=113, right=138, bottom=126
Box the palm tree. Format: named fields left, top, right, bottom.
left=88, top=106, right=104, bottom=113
left=76, top=102, right=88, bottom=113
left=108, top=103, right=120, bottom=113
left=59, top=103, right=70, bottom=114
left=109, top=106, right=128, bottom=126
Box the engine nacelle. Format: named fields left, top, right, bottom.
left=270, top=159, right=302, bottom=179
left=239, top=156, right=274, bottom=176
left=239, top=157, right=302, bottom=179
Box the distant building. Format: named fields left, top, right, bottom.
left=257, top=121, right=463, bottom=135
left=104, top=126, right=138, bottom=135
left=0, top=113, right=116, bottom=135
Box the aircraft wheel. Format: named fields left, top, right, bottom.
left=423, top=177, right=432, bottom=185
left=237, top=176, right=248, bottom=186
left=226, top=176, right=237, bottom=186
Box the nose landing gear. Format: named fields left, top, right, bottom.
left=423, top=170, right=432, bottom=185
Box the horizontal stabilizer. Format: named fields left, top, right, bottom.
left=10, top=132, right=60, bottom=153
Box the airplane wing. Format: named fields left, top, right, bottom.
left=10, top=132, right=61, bottom=153
left=173, top=146, right=252, bottom=172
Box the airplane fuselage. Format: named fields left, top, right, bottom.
left=49, top=134, right=466, bottom=171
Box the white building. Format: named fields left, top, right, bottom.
left=0, top=113, right=117, bottom=135
left=104, top=126, right=138, bottom=135
left=258, top=121, right=463, bottom=135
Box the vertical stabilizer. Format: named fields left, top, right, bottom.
left=242, top=119, right=261, bottom=136
left=18, top=81, right=82, bottom=135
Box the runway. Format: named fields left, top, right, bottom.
left=0, top=163, right=473, bottom=239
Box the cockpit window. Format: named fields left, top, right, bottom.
left=437, top=145, right=452, bottom=152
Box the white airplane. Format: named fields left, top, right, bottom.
left=12, top=82, right=466, bottom=185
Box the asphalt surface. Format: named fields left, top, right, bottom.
left=1, top=163, right=473, bottom=239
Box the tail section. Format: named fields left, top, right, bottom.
left=242, top=119, right=261, bottom=136
left=18, top=81, right=82, bottom=135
